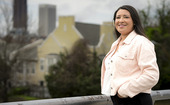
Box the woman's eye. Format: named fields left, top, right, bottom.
left=124, top=16, right=129, bottom=18
left=116, top=17, right=120, bottom=19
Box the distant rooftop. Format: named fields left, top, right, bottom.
left=75, top=22, right=100, bottom=46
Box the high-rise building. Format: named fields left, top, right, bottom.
left=39, top=4, right=56, bottom=36
left=13, top=0, right=27, bottom=31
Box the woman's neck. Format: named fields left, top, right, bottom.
left=120, top=34, right=128, bottom=42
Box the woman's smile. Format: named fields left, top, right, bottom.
left=118, top=24, right=127, bottom=28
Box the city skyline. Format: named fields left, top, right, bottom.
left=27, top=0, right=162, bottom=34
left=28, top=0, right=162, bottom=24
left=0, top=0, right=164, bottom=34
left=38, top=4, right=56, bottom=36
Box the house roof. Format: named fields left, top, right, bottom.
left=17, top=39, right=44, bottom=61
left=75, top=22, right=100, bottom=46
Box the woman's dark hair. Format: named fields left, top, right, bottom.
left=113, top=5, right=146, bottom=38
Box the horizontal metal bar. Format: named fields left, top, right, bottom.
left=0, top=95, right=113, bottom=105
left=151, top=89, right=170, bottom=102
left=0, top=90, right=170, bottom=105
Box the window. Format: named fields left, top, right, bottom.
left=48, top=58, right=57, bottom=67
left=48, top=58, right=54, bottom=66
left=47, top=54, right=59, bottom=66
left=18, top=63, right=23, bottom=73
left=32, top=63, right=35, bottom=74
left=46, top=54, right=59, bottom=72
left=40, top=59, right=45, bottom=71
left=25, top=63, right=29, bottom=74
left=16, top=60, right=23, bottom=73
left=26, top=68, right=29, bottom=74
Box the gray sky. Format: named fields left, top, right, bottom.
left=0, top=0, right=164, bottom=34
left=28, top=0, right=162, bottom=24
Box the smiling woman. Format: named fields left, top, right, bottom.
left=101, top=5, right=159, bottom=105
left=113, top=5, right=146, bottom=39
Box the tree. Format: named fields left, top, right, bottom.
left=138, top=1, right=152, bottom=28
left=153, top=0, right=170, bottom=89
left=0, top=41, right=11, bottom=102
left=0, top=34, right=32, bottom=102
left=0, top=0, right=44, bottom=102
left=0, top=36, right=19, bottom=102
left=139, top=0, right=170, bottom=89
left=0, top=0, right=13, bottom=36
left=45, top=39, right=101, bottom=98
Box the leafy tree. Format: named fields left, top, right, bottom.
left=0, top=0, right=38, bottom=101
left=0, top=52, right=11, bottom=102
left=0, top=36, right=19, bottom=102
left=139, top=0, right=170, bottom=89
left=154, top=1, right=170, bottom=89
left=138, top=2, right=151, bottom=28
left=45, top=39, right=101, bottom=98
left=0, top=36, right=30, bottom=102
left=0, top=0, right=13, bottom=36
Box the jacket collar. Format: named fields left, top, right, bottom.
left=110, top=30, right=137, bottom=51
left=122, top=30, right=137, bottom=45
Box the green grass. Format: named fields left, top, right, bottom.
left=8, top=95, right=40, bottom=102
left=16, top=95, right=40, bottom=100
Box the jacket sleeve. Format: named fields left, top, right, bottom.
left=118, top=38, right=159, bottom=98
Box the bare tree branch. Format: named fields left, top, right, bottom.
left=0, top=0, right=13, bottom=36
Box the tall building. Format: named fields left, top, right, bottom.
left=13, top=0, right=27, bottom=32
left=39, top=4, right=56, bottom=36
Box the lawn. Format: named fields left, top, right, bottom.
left=8, top=95, right=40, bottom=102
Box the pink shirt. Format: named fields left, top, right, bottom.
left=101, top=30, right=159, bottom=98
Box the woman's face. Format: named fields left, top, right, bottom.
left=115, top=9, right=134, bottom=36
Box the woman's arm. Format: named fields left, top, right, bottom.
left=118, top=37, right=159, bottom=98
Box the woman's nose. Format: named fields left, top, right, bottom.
left=119, top=17, right=124, bottom=22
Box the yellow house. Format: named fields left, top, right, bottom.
left=34, top=16, right=116, bottom=87
left=36, top=16, right=83, bottom=86
left=12, top=16, right=116, bottom=97
left=95, top=22, right=117, bottom=57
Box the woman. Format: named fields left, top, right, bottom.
left=101, top=5, right=159, bottom=105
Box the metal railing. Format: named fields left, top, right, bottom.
left=0, top=90, right=170, bottom=105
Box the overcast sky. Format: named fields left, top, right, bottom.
left=0, top=0, right=164, bottom=34
left=27, top=0, right=163, bottom=24
left=26, top=0, right=164, bottom=33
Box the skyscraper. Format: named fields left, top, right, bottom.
left=39, top=4, right=56, bottom=36
left=13, top=0, right=27, bottom=31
